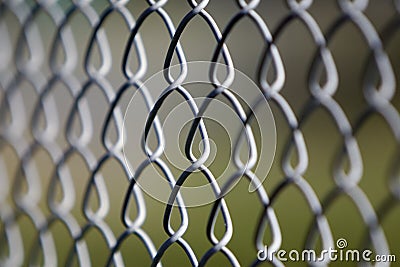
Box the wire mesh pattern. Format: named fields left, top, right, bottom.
left=0, top=0, right=399, bottom=266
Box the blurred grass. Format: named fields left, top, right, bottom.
left=1, top=0, right=400, bottom=266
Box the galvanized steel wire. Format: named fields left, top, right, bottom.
left=0, top=0, right=399, bottom=266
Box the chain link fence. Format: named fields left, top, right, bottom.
left=0, top=0, right=400, bottom=266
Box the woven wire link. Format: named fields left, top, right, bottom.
left=0, top=0, right=399, bottom=266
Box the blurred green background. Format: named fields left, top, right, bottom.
left=1, top=0, right=400, bottom=266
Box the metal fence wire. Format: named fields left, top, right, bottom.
left=1, top=0, right=400, bottom=266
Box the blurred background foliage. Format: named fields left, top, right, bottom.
left=1, top=0, right=400, bottom=266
